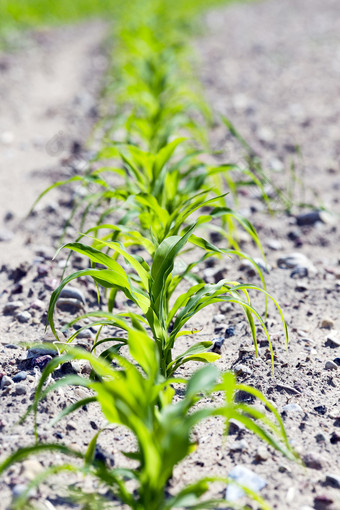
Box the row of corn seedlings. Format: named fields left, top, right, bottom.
left=1, top=1, right=299, bottom=508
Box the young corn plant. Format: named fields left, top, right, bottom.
left=47, top=221, right=287, bottom=378
left=32, top=135, right=266, bottom=259
left=0, top=341, right=298, bottom=510
left=29, top=2, right=268, bottom=255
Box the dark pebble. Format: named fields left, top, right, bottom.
left=94, top=445, right=114, bottom=468
left=296, top=211, right=321, bottom=226
left=325, top=474, right=340, bottom=489
left=330, top=432, right=340, bottom=444
left=56, top=298, right=84, bottom=314
left=333, top=358, right=340, bottom=366
left=213, top=269, right=226, bottom=283
left=205, top=258, right=216, bottom=268
left=37, top=264, right=49, bottom=277
left=314, top=495, right=333, bottom=510
left=12, top=371, right=27, bottom=383
left=14, top=384, right=27, bottom=396
left=235, top=390, right=256, bottom=403
left=59, top=286, right=85, bottom=304
left=225, top=326, right=236, bottom=338
left=34, top=355, right=53, bottom=369
left=5, top=344, right=18, bottom=349
left=210, top=337, right=224, bottom=354
left=209, top=232, right=222, bottom=244
left=290, top=266, right=308, bottom=278
left=315, top=433, right=326, bottom=443
left=287, top=229, right=301, bottom=241
left=314, top=405, right=327, bottom=415
left=228, top=419, right=245, bottom=436
left=8, top=263, right=29, bottom=283
left=303, top=452, right=323, bottom=470
left=11, top=283, right=23, bottom=294
left=4, top=211, right=14, bottom=222
left=214, top=323, right=228, bottom=334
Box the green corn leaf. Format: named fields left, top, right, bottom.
left=185, top=364, right=219, bottom=400
left=84, top=236, right=151, bottom=292
left=152, top=137, right=186, bottom=180
left=167, top=342, right=220, bottom=374
left=48, top=268, right=150, bottom=339
left=128, top=328, right=159, bottom=378
left=0, top=444, right=83, bottom=476
left=84, top=429, right=103, bottom=466
left=151, top=223, right=197, bottom=309
left=50, top=397, right=97, bottom=426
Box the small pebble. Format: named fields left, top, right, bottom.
left=315, top=433, right=326, bottom=443
left=0, top=375, right=12, bottom=390
left=233, top=364, right=252, bottom=376
left=229, top=439, right=248, bottom=452
left=321, top=319, right=334, bottom=329
left=225, top=326, right=236, bottom=338
left=291, top=266, right=308, bottom=278
left=37, top=264, right=49, bottom=277
left=255, top=446, right=269, bottom=461
left=94, top=445, right=115, bottom=468
left=0, top=229, right=14, bottom=242
left=314, top=495, right=333, bottom=508
left=282, top=403, right=303, bottom=414
left=209, top=232, right=221, bottom=244
left=278, top=465, right=291, bottom=473
left=303, top=452, right=324, bottom=470
left=325, top=360, right=338, bottom=371
left=325, top=335, right=340, bottom=348
left=277, top=252, right=316, bottom=275
left=212, top=314, right=225, bottom=324
left=12, top=371, right=27, bottom=383
left=287, top=229, right=302, bottom=241
left=214, top=323, right=228, bottom=334
left=276, top=383, right=301, bottom=396
left=74, top=328, right=93, bottom=339
left=235, top=390, right=255, bottom=403
left=59, top=285, right=85, bottom=304
left=12, top=484, right=30, bottom=499
left=3, top=301, right=23, bottom=315
left=66, top=420, right=77, bottom=431
left=14, top=384, right=27, bottom=396
left=226, top=465, right=267, bottom=501
left=56, top=298, right=84, bottom=314
left=296, top=211, right=322, bottom=226
left=21, top=459, right=44, bottom=480
left=27, top=347, right=56, bottom=358
left=219, top=302, right=233, bottom=313
left=228, top=419, right=245, bottom=435
left=210, top=337, right=224, bottom=354
left=30, top=299, right=45, bottom=311
left=314, top=405, right=327, bottom=415
left=16, top=311, right=31, bottom=323
left=267, top=239, right=282, bottom=251
left=325, top=474, right=340, bottom=489
left=330, top=432, right=340, bottom=444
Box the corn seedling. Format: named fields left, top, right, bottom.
left=0, top=342, right=298, bottom=510
left=47, top=219, right=287, bottom=377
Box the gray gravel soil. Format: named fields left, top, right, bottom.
left=1, top=1, right=340, bottom=509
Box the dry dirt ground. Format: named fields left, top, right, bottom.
left=0, top=1, right=340, bottom=509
